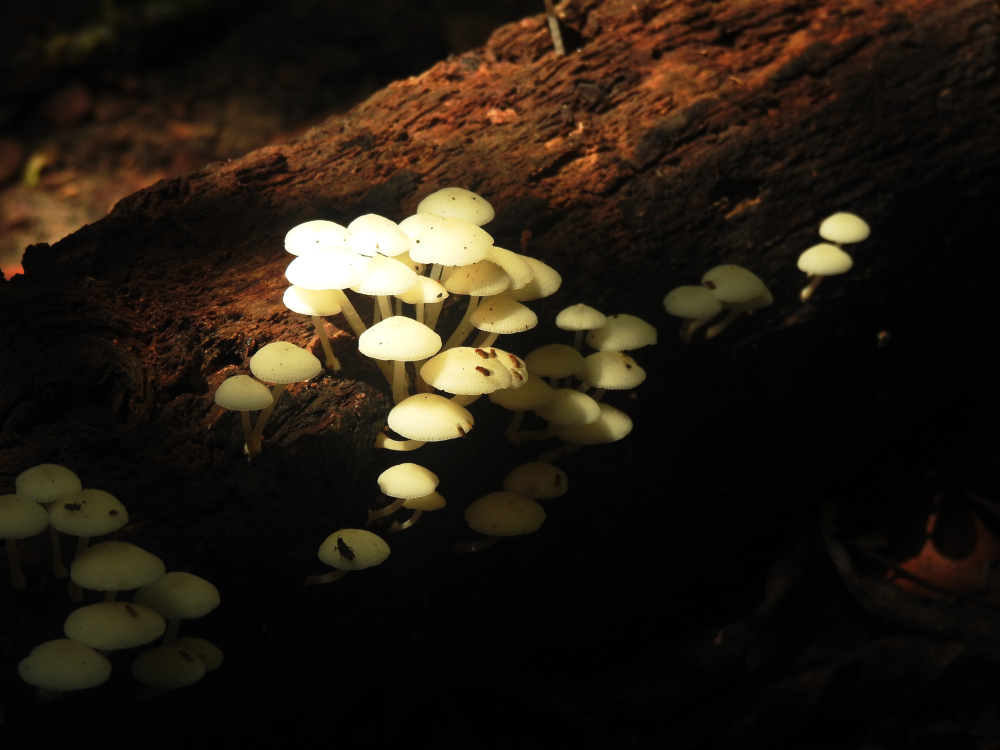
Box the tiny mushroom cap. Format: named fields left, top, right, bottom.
left=214, top=375, right=274, bottom=412
left=797, top=243, right=854, bottom=276
left=487, top=247, right=534, bottom=289
left=442, top=260, right=510, bottom=297
left=489, top=374, right=554, bottom=411
left=378, top=463, right=440, bottom=500
left=132, top=646, right=206, bottom=689
left=417, top=187, right=495, bottom=225
left=488, top=347, right=529, bottom=387
left=285, top=247, right=369, bottom=290
left=819, top=212, right=870, bottom=244
left=347, top=214, right=412, bottom=257
left=351, top=254, right=419, bottom=297
left=16, top=464, right=82, bottom=503
left=464, top=491, right=546, bottom=537
left=524, top=344, right=585, bottom=381
left=580, top=351, right=647, bottom=391
left=551, top=402, right=634, bottom=445
left=403, top=491, right=447, bottom=511
left=358, top=317, right=442, bottom=362
left=249, top=342, right=322, bottom=384
left=65, top=601, right=166, bottom=652
left=398, top=212, right=444, bottom=239
left=397, top=276, right=448, bottom=305
left=536, top=388, right=602, bottom=426
left=410, top=216, right=494, bottom=266
left=470, top=295, right=538, bottom=335
left=503, top=462, right=568, bottom=500
left=173, top=637, right=224, bottom=672
left=48, top=489, right=128, bottom=538
left=387, top=394, right=474, bottom=441
left=420, top=347, right=512, bottom=395
left=0, top=493, right=50, bottom=538
left=318, top=528, right=390, bottom=571
left=556, top=304, right=607, bottom=333
left=134, top=572, right=220, bottom=621
left=282, top=285, right=343, bottom=317
left=585, top=314, right=658, bottom=352
left=504, top=256, right=562, bottom=301
left=71, top=541, right=166, bottom=595
left=284, top=220, right=351, bottom=255
left=18, top=639, right=112, bottom=693
left=701, top=265, right=766, bottom=305
left=663, top=285, right=723, bottom=321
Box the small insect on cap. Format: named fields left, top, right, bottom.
left=318, top=529, right=390, bottom=571
left=420, top=347, right=513, bottom=396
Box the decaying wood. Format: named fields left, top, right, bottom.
left=1, top=0, right=999, bottom=737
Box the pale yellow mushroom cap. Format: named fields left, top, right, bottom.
left=470, top=295, right=537, bottom=335
left=172, top=637, right=224, bottom=672
left=535, top=388, right=601, bottom=426
left=282, top=285, right=344, bottom=317
left=351, top=254, right=419, bottom=297
left=378, top=463, right=440, bottom=499
left=48, top=489, right=127, bottom=538
left=420, top=347, right=512, bottom=395
left=701, top=265, right=766, bottom=305
left=0, top=494, right=49, bottom=538
left=503, top=463, right=568, bottom=500
left=551, top=402, right=633, bottom=445
left=249, top=342, right=322, bottom=384
left=488, top=374, right=554, bottom=411
left=580, top=351, right=646, bottom=390
left=387, top=394, right=474, bottom=441
left=417, top=187, right=495, bottom=226
left=347, top=214, right=412, bottom=257
left=504, top=256, right=561, bottom=301
left=64, top=602, right=166, bottom=651
left=358, top=316, right=442, bottom=362
left=556, top=303, right=606, bottom=332
left=797, top=243, right=854, bottom=276
left=284, top=220, right=350, bottom=255
left=214, top=374, right=274, bottom=412
left=71, top=541, right=165, bottom=594
left=318, top=528, right=390, bottom=571
left=285, top=247, right=369, bottom=290
left=15, top=464, right=82, bottom=503
left=403, top=491, right=447, bottom=511
left=584, top=314, right=657, bottom=352
left=443, top=260, right=510, bottom=297
left=19, top=639, right=111, bottom=692
left=524, top=344, right=584, bottom=380
left=396, top=276, right=448, bottom=305
left=410, top=217, right=494, bottom=266
left=819, top=212, right=870, bottom=244
left=398, top=212, right=444, bottom=240
left=134, top=572, right=220, bottom=621
left=486, top=247, right=534, bottom=289
left=487, top=347, right=528, bottom=388
left=132, top=646, right=206, bottom=689
left=663, top=286, right=723, bottom=320
left=465, top=491, right=546, bottom=536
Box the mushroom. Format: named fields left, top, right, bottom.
left=132, top=645, right=206, bottom=701
left=304, top=528, right=390, bottom=587
left=819, top=212, right=871, bottom=245
left=248, top=341, right=323, bottom=448
left=503, top=462, right=568, bottom=500
left=358, top=316, right=442, bottom=404
left=539, top=402, right=634, bottom=463
left=64, top=601, right=166, bottom=656
left=134, top=571, right=220, bottom=645
left=0, top=493, right=50, bottom=589
left=213, top=374, right=274, bottom=459
left=48, top=488, right=129, bottom=600
left=453, top=491, right=546, bottom=553
left=663, top=286, right=723, bottom=343
left=368, top=463, right=440, bottom=530
left=585, top=313, right=658, bottom=352
left=555, top=303, right=607, bottom=351
left=416, top=187, right=495, bottom=226
left=578, top=351, right=646, bottom=401
left=70, top=540, right=165, bottom=602
left=281, top=285, right=345, bottom=371
left=15, top=463, right=82, bottom=578
left=700, top=265, right=772, bottom=340
left=374, top=393, right=474, bottom=452
left=18, top=639, right=112, bottom=700
left=797, top=243, right=854, bottom=301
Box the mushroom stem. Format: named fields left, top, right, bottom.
left=800, top=274, right=825, bottom=301
left=504, top=411, right=526, bottom=441
left=311, top=316, right=342, bottom=371
left=304, top=569, right=349, bottom=587
left=162, top=619, right=181, bottom=646
left=442, top=296, right=480, bottom=351
left=241, top=411, right=262, bottom=460
left=543, top=0, right=566, bottom=55
left=572, top=330, right=584, bottom=351
left=452, top=536, right=502, bottom=553
left=377, top=295, right=393, bottom=322
left=704, top=310, right=743, bottom=340
left=389, top=509, right=423, bottom=533
left=366, top=495, right=406, bottom=526
left=538, top=443, right=583, bottom=463
left=331, top=290, right=366, bottom=336
left=6, top=538, right=25, bottom=590
left=374, top=433, right=426, bottom=451
left=683, top=314, right=720, bottom=343
left=391, top=360, right=409, bottom=404
left=68, top=536, right=91, bottom=601
left=102, top=590, right=117, bottom=602
left=50, top=526, right=67, bottom=578
left=251, top=383, right=287, bottom=446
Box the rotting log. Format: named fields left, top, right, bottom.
left=1, top=0, right=999, bottom=734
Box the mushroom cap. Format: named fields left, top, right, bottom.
left=535, top=388, right=602, bottom=426
left=701, top=265, right=766, bottom=304
left=403, top=490, right=447, bottom=511
left=503, top=256, right=562, bottom=301
left=524, top=344, right=585, bottom=380
left=387, top=394, right=474, bottom=442
left=350, top=254, right=419, bottom=297
left=172, top=637, right=224, bottom=672
left=797, top=243, right=854, bottom=276
left=486, top=247, right=534, bottom=289
left=556, top=303, right=607, bottom=332
left=663, top=286, right=723, bottom=320
left=347, top=214, right=412, bottom=257
left=285, top=247, right=369, bottom=290
left=470, top=295, right=538, bottom=335
left=725, top=287, right=774, bottom=313
left=71, top=541, right=166, bottom=594
left=378, top=463, right=440, bottom=500
left=358, top=316, right=442, bottom=362
left=214, top=374, right=274, bottom=412
left=464, top=491, right=546, bottom=537
left=249, top=342, right=322, bottom=384
left=416, top=187, right=495, bottom=225
left=284, top=220, right=350, bottom=255
left=580, top=351, right=647, bottom=390
left=584, top=314, right=658, bottom=352
left=442, top=260, right=510, bottom=297
left=134, top=572, right=221, bottom=620
left=551, top=402, right=634, bottom=445
left=18, top=639, right=112, bottom=692
left=64, top=602, right=166, bottom=651
left=48, top=489, right=128, bottom=538
left=503, top=463, right=568, bottom=500
left=318, top=528, right=390, bottom=571
left=15, top=464, right=82, bottom=503
left=819, top=212, right=870, bottom=244
left=396, top=276, right=448, bottom=305
left=410, top=216, right=494, bottom=266
left=282, top=285, right=344, bottom=317
left=0, top=494, right=50, bottom=538
left=132, top=646, right=206, bottom=689
left=420, top=347, right=513, bottom=395
left=487, top=347, right=528, bottom=388
left=488, top=373, right=554, bottom=411
left=398, top=212, right=443, bottom=240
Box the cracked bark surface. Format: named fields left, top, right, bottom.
left=1, top=0, right=999, bottom=742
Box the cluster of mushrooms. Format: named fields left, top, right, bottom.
left=662, top=212, right=871, bottom=343
left=4, top=464, right=222, bottom=701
